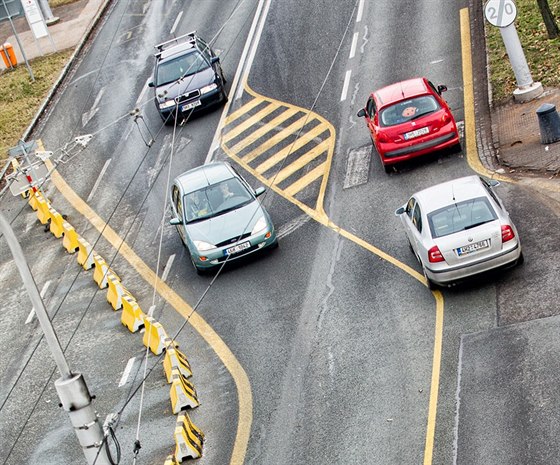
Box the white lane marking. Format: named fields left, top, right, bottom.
left=170, top=11, right=183, bottom=35
left=356, top=0, right=365, bottom=22
left=25, top=213, right=35, bottom=233
left=118, top=357, right=136, bottom=387
left=340, top=70, right=352, bottom=102
left=343, top=146, right=371, bottom=189
left=276, top=214, right=311, bottom=240
left=430, top=58, right=444, bottom=64
left=452, top=337, right=465, bottom=465
left=161, top=254, right=176, bottom=282
left=360, top=25, right=369, bottom=54
left=349, top=32, right=358, bottom=59
left=25, top=280, right=51, bottom=324
left=135, top=77, right=151, bottom=108
left=81, top=87, right=105, bottom=127
left=205, top=0, right=273, bottom=162
left=86, top=159, right=112, bottom=203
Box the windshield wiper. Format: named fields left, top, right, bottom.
left=411, top=110, right=436, bottom=120
left=463, top=221, right=490, bottom=230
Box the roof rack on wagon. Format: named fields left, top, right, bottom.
left=154, top=31, right=197, bottom=57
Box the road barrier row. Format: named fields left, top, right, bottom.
left=25, top=189, right=205, bottom=462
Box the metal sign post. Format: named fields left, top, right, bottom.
left=484, top=0, right=543, bottom=102
left=0, top=0, right=35, bottom=80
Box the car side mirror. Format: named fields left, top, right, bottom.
left=395, top=206, right=406, bottom=216
left=170, top=217, right=182, bottom=225
left=254, top=186, right=266, bottom=197
left=148, top=81, right=154, bottom=88
left=357, top=108, right=366, bottom=118
left=211, top=56, right=220, bottom=64
left=437, top=85, right=447, bottom=94
left=488, top=179, right=500, bottom=187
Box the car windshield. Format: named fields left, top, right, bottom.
left=184, top=178, right=254, bottom=223
left=427, top=197, right=497, bottom=238
left=379, top=95, right=440, bottom=127
left=156, top=50, right=209, bottom=85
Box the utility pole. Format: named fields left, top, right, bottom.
left=0, top=213, right=111, bottom=465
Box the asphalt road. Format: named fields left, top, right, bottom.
left=0, top=0, right=559, bottom=465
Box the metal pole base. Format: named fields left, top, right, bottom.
left=513, top=81, right=544, bottom=103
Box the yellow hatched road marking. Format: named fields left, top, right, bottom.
left=229, top=108, right=300, bottom=154
left=254, top=122, right=329, bottom=174
left=222, top=102, right=281, bottom=143
left=283, top=162, right=326, bottom=195
left=272, top=139, right=330, bottom=184
left=224, top=97, right=263, bottom=126
left=241, top=115, right=310, bottom=164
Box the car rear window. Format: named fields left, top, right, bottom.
left=427, top=197, right=497, bottom=238
left=157, top=50, right=209, bottom=85
left=379, top=95, right=440, bottom=127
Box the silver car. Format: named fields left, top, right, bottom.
left=170, top=162, right=277, bottom=274
left=395, top=175, right=523, bottom=288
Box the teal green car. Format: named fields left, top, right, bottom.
left=170, top=162, right=278, bottom=274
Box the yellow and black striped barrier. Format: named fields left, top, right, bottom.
left=174, top=411, right=204, bottom=461
left=169, top=368, right=199, bottom=414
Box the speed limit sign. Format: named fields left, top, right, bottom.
left=485, top=0, right=517, bottom=27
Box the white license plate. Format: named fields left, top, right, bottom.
left=225, top=241, right=250, bottom=255
left=404, top=126, right=429, bottom=140
left=181, top=100, right=201, bottom=111
left=456, top=239, right=490, bottom=256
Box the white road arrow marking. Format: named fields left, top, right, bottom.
left=82, top=87, right=105, bottom=127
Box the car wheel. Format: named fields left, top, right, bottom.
left=517, top=251, right=525, bottom=266
left=422, top=266, right=437, bottom=290
left=187, top=250, right=204, bottom=275
left=451, top=141, right=462, bottom=154
left=270, top=239, right=279, bottom=250
left=384, top=164, right=393, bottom=174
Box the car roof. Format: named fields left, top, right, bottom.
left=175, top=162, right=235, bottom=193
left=374, top=78, right=429, bottom=107
left=159, top=42, right=196, bottom=63
left=414, top=176, right=489, bottom=213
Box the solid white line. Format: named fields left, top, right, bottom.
left=340, top=70, right=352, bottom=102
left=86, top=158, right=112, bottom=203
left=170, top=12, right=183, bottom=35
left=356, top=0, right=365, bottom=22
left=118, top=357, right=136, bottom=387
left=25, top=280, right=51, bottom=324
left=205, top=0, right=272, bottom=164
left=349, top=32, right=358, bottom=59
left=161, top=254, right=176, bottom=282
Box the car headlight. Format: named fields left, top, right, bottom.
left=194, top=240, right=216, bottom=252
left=159, top=99, right=177, bottom=110
left=251, top=216, right=268, bottom=235
left=200, top=83, right=218, bottom=94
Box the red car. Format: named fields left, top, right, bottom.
left=357, top=77, right=460, bottom=173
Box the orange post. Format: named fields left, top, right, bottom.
left=0, top=43, right=17, bottom=68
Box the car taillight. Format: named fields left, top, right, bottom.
left=428, top=245, right=445, bottom=263
left=441, top=113, right=451, bottom=124
left=377, top=131, right=390, bottom=142
left=501, top=225, right=515, bottom=242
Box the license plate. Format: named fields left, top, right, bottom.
left=181, top=100, right=201, bottom=111
left=225, top=241, right=250, bottom=256
left=456, top=239, right=490, bottom=256
left=404, top=127, right=429, bottom=140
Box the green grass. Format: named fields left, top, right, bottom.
left=0, top=50, right=73, bottom=157
left=485, top=0, right=560, bottom=103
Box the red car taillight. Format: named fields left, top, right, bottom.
left=377, top=131, right=390, bottom=142
left=501, top=225, right=515, bottom=242
left=428, top=245, right=445, bottom=263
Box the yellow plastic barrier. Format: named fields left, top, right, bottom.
left=48, top=206, right=65, bottom=238
left=120, top=294, right=145, bottom=333
left=62, top=222, right=79, bottom=254
left=35, top=195, right=51, bottom=225
left=170, top=368, right=199, bottom=414
left=106, top=272, right=129, bottom=310
left=174, top=411, right=204, bottom=461
left=164, top=455, right=179, bottom=465
left=28, top=190, right=43, bottom=211
left=76, top=236, right=95, bottom=270
left=142, top=316, right=168, bottom=355
left=163, top=347, right=192, bottom=383
left=92, top=254, right=111, bottom=289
